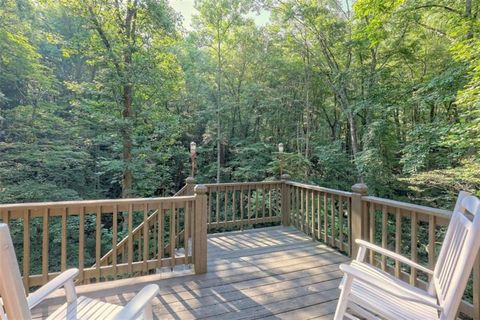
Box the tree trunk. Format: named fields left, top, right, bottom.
left=216, top=26, right=222, bottom=183
left=121, top=82, right=133, bottom=198
left=336, top=88, right=358, bottom=156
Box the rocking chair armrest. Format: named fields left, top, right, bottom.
left=356, top=239, right=434, bottom=275
left=27, top=268, right=79, bottom=309
left=340, top=263, right=442, bottom=311
left=113, top=284, right=160, bottom=320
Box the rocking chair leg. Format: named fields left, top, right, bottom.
left=143, top=302, right=153, bottom=320
left=334, top=275, right=353, bottom=320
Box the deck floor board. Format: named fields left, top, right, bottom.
left=32, top=226, right=346, bottom=319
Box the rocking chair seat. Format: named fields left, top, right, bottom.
left=342, top=261, right=439, bottom=320
left=46, top=296, right=138, bottom=320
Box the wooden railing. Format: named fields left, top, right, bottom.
left=93, top=178, right=197, bottom=270
left=284, top=181, right=353, bottom=255
left=0, top=177, right=478, bottom=318
left=278, top=180, right=478, bottom=319
left=205, top=181, right=283, bottom=231
left=0, top=186, right=208, bottom=290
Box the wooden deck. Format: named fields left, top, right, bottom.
left=32, top=226, right=349, bottom=319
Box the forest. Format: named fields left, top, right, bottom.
left=1, top=0, right=479, bottom=209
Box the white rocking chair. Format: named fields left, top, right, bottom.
left=334, top=191, right=480, bottom=320
left=0, top=223, right=160, bottom=320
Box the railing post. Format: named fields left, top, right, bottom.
left=350, top=183, right=368, bottom=258
left=185, top=177, right=196, bottom=195
left=281, top=174, right=291, bottom=226
left=194, top=184, right=208, bottom=274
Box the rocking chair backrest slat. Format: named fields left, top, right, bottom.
left=0, top=224, right=31, bottom=319
left=432, top=192, right=480, bottom=319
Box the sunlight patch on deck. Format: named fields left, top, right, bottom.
left=32, top=226, right=347, bottom=320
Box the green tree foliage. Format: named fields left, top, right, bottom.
left=0, top=0, right=478, bottom=207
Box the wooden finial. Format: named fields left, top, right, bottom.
left=352, top=183, right=368, bottom=195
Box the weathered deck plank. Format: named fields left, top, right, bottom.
left=32, top=226, right=347, bottom=319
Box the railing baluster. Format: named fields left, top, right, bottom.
left=143, top=204, right=148, bottom=274
left=170, top=202, right=176, bottom=268
left=157, top=202, right=164, bottom=265
left=339, top=197, right=344, bottom=252
left=233, top=188, right=237, bottom=223
left=79, top=207, right=85, bottom=283
left=428, top=214, right=436, bottom=282
left=323, top=193, right=328, bottom=244
left=331, top=195, right=335, bottom=247
left=262, top=186, right=266, bottom=219
left=347, top=197, right=351, bottom=254
left=190, top=200, right=194, bottom=260
left=410, top=211, right=418, bottom=285
left=311, top=191, right=315, bottom=240
left=293, top=187, right=297, bottom=228
left=176, top=203, right=180, bottom=250
left=269, top=187, right=272, bottom=220
left=317, top=192, right=321, bottom=240
left=300, top=188, right=304, bottom=232
left=369, top=202, right=375, bottom=264
left=137, top=232, right=141, bottom=261
left=208, top=190, right=212, bottom=231
left=304, top=189, right=308, bottom=234
left=381, top=205, right=388, bottom=271
left=302, top=189, right=309, bottom=235
left=297, top=187, right=301, bottom=229
left=240, top=186, right=244, bottom=230
left=275, top=185, right=280, bottom=219
left=395, top=207, right=401, bottom=278
left=185, top=201, right=190, bottom=264
left=247, top=187, right=251, bottom=224
left=23, top=209, right=30, bottom=291
left=216, top=189, right=220, bottom=225
left=255, top=187, right=259, bottom=222
left=96, top=205, right=101, bottom=281
left=128, top=204, right=133, bottom=274
left=224, top=186, right=228, bottom=226
left=308, top=190, right=311, bottom=233
left=153, top=211, right=157, bottom=263
left=363, top=201, right=369, bottom=240
left=112, top=204, right=118, bottom=276
left=61, top=207, right=67, bottom=272
left=42, top=207, right=49, bottom=284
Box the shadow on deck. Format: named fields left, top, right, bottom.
left=32, top=226, right=348, bottom=320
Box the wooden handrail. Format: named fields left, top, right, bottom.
left=361, top=196, right=451, bottom=219
left=285, top=181, right=353, bottom=197
left=204, top=181, right=283, bottom=188
left=0, top=195, right=195, bottom=209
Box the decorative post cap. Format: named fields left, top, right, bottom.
left=194, top=184, right=208, bottom=194
left=186, top=177, right=196, bottom=185
left=281, top=174, right=291, bottom=181
left=351, top=183, right=368, bottom=195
